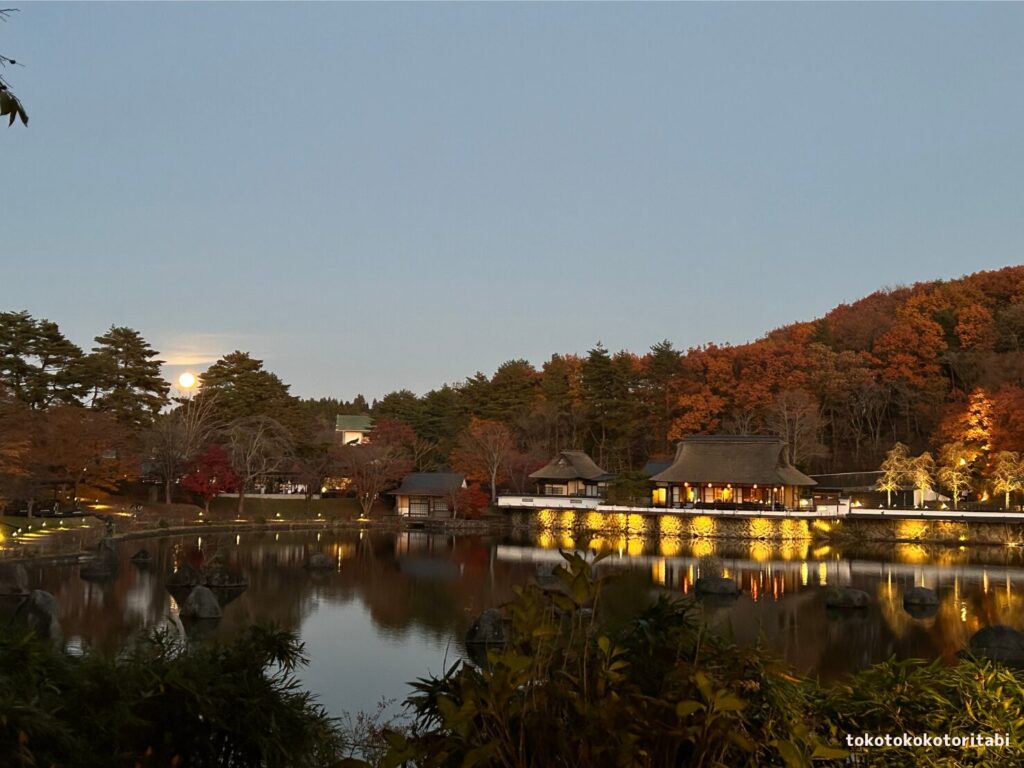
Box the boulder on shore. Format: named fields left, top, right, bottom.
left=179, top=585, right=222, bottom=620
left=824, top=587, right=870, bottom=609
left=695, top=576, right=741, bottom=597
left=0, top=563, right=28, bottom=596
left=11, top=590, right=61, bottom=643
left=466, top=608, right=509, bottom=646
left=968, top=625, right=1024, bottom=665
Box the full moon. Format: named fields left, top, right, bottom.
left=178, top=372, right=197, bottom=389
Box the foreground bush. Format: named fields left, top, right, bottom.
left=367, top=552, right=1024, bottom=768
left=0, top=624, right=344, bottom=767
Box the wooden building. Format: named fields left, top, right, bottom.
left=390, top=472, right=466, bottom=518
left=529, top=451, right=613, bottom=498
left=650, top=435, right=816, bottom=510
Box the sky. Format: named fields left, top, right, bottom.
left=3, top=3, right=1024, bottom=400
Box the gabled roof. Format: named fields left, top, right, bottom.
left=335, top=414, right=374, bottom=433
left=529, top=450, right=614, bottom=482
left=651, top=435, right=816, bottom=487
left=389, top=472, right=466, bottom=497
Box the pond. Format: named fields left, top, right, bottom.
left=15, top=528, right=1024, bottom=718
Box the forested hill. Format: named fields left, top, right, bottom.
left=365, top=265, right=1024, bottom=474
left=3, top=266, right=1023, bottom=486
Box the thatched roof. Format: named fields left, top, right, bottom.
left=389, top=472, right=465, bottom=497
left=651, top=436, right=816, bottom=487
left=529, top=451, right=613, bottom=482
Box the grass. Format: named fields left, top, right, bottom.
left=208, top=495, right=369, bottom=522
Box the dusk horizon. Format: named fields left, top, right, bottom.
left=6, top=3, right=1024, bottom=399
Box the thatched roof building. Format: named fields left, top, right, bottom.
left=651, top=435, right=815, bottom=509
left=529, top=450, right=613, bottom=497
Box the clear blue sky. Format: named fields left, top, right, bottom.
left=4, top=3, right=1023, bottom=400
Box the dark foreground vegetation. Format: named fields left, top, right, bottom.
left=4, top=555, right=1024, bottom=767
left=0, top=625, right=343, bottom=768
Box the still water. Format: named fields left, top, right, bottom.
left=17, top=528, right=1024, bottom=717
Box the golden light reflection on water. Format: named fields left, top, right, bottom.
left=779, top=540, right=810, bottom=561
left=895, top=543, right=929, bottom=564
left=652, top=559, right=667, bottom=585
left=691, top=538, right=715, bottom=558
left=659, top=538, right=683, bottom=557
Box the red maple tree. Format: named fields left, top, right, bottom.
left=181, top=444, right=240, bottom=513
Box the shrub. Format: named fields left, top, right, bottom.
left=0, top=625, right=344, bottom=767
left=368, top=552, right=1024, bottom=768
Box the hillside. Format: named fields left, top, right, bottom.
left=371, top=265, right=1024, bottom=475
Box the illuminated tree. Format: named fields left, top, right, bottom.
left=877, top=443, right=911, bottom=507
left=937, top=442, right=973, bottom=510
left=991, top=451, right=1024, bottom=510
left=909, top=452, right=935, bottom=507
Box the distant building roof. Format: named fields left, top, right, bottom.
left=530, top=451, right=614, bottom=482
left=652, top=435, right=816, bottom=486
left=389, top=472, right=466, bottom=497
left=335, top=414, right=374, bottom=433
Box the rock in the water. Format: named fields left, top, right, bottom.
left=695, top=576, right=741, bottom=597
left=179, top=585, right=222, bottom=620
left=466, top=607, right=508, bottom=646
left=80, top=540, right=120, bottom=581
left=969, top=625, right=1024, bottom=664
left=167, top=562, right=203, bottom=588
left=11, top=590, right=61, bottom=642
left=0, top=563, right=28, bottom=595
left=903, top=587, right=939, bottom=607
left=824, top=587, right=870, bottom=609
left=205, top=568, right=249, bottom=588
left=305, top=553, right=333, bottom=571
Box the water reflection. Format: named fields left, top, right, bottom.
left=14, top=527, right=1024, bottom=715
left=519, top=524, right=1024, bottom=678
